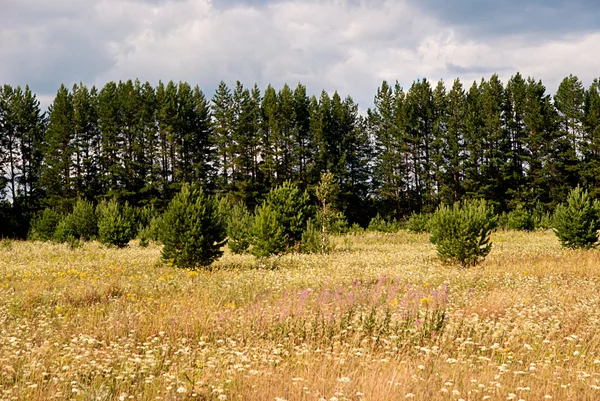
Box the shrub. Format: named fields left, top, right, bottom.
left=53, top=199, right=98, bottom=242
left=97, top=200, right=136, bottom=248
left=138, top=216, right=161, bottom=247
left=506, top=205, right=535, bottom=231
left=301, top=218, right=333, bottom=254
left=53, top=217, right=78, bottom=243
left=552, top=186, right=600, bottom=249
left=250, top=203, right=286, bottom=258
left=367, top=214, right=399, bottom=233
left=70, top=199, right=98, bottom=240
left=406, top=212, right=431, bottom=233
left=429, top=199, right=497, bottom=267
left=159, top=184, right=227, bottom=268
left=226, top=201, right=253, bottom=254
left=29, top=208, right=62, bottom=241
left=263, top=181, right=313, bottom=250
left=532, top=202, right=552, bottom=230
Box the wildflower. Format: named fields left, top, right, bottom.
left=337, top=377, right=351, bottom=383
left=177, top=386, right=187, bottom=393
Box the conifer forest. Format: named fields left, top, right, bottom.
left=1, top=73, right=599, bottom=237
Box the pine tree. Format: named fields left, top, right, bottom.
left=72, top=83, right=101, bottom=201
left=503, top=73, right=529, bottom=207
left=159, top=183, right=227, bottom=268
left=582, top=78, right=600, bottom=198
left=439, top=79, right=466, bottom=204
left=369, top=81, right=407, bottom=218
left=39, top=84, right=74, bottom=212
left=263, top=180, right=312, bottom=250
left=212, top=81, right=235, bottom=193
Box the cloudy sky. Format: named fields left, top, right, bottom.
left=1, top=0, right=599, bottom=110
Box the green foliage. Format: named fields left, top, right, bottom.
left=226, top=202, right=253, bottom=254
left=348, top=222, right=365, bottom=235
left=264, top=181, right=313, bottom=249
left=367, top=214, right=400, bottom=233
left=136, top=205, right=161, bottom=247
left=97, top=200, right=136, bottom=248
left=29, top=208, right=62, bottom=241
left=159, top=184, right=227, bottom=268
left=406, top=212, right=431, bottom=233
left=137, top=216, right=161, bottom=247
left=250, top=203, right=286, bottom=258
left=53, top=199, right=98, bottom=242
left=429, top=199, right=497, bottom=267
left=532, top=202, right=552, bottom=230
left=301, top=218, right=333, bottom=254
left=552, top=186, right=600, bottom=249
left=70, top=199, right=98, bottom=240
left=506, top=205, right=535, bottom=231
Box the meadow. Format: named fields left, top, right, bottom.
left=1, top=231, right=600, bottom=400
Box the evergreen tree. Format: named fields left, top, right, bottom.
left=264, top=180, right=312, bottom=250
left=503, top=73, right=529, bottom=207
left=159, top=183, right=227, bottom=268
left=369, top=81, right=407, bottom=218
left=582, top=78, right=600, bottom=197
left=72, top=83, right=101, bottom=201
left=39, top=84, right=74, bottom=212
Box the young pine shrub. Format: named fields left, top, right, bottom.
left=97, top=200, right=136, bottom=248
left=28, top=208, right=62, bottom=241
left=532, top=201, right=552, bottom=230
left=53, top=198, right=98, bottom=242
left=159, top=184, right=227, bottom=268
left=367, top=214, right=399, bottom=233
left=301, top=218, right=334, bottom=254
left=264, top=180, right=313, bottom=250
left=137, top=216, right=161, bottom=247
left=406, top=212, right=432, bottom=233
left=506, top=205, right=535, bottom=231
left=250, top=203, right=286, bottom=258
left=552, top=186, right=600, bottom=249
left=429, top=199, right=497, bottom=267
left=226, top=201, right=253, bottom=254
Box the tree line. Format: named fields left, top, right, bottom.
left=1, top=73, right=599, bottom=238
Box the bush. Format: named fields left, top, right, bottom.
left=532, top=202, right=552, bottom=230
left=53, top=199, right=98, bottom=242
left=250, top=203, right=286, bottom=258
left=70, top=199, right=98, bottom=240
left=506, top=205, right=535, bottom=231
left=367, top=214, right=400, bottom=233
left=53, top=217, right=78, bottom=243
left=97, top=200, right=136, bottom=248
left=159, top=184, right=227, bottom=268
left=429, top=199, right=497, bottom=267
left=406, top=212, right=431, bottom=233
left=263, top=181, right=313, bottom=250
left=552, top=186, right=600, bottom=249
left=138, top=216, right=161, bottom=247
left=29, top=208, right=62, bottom=241
left=301, top=218, right=333, bottom=254
left=226, top=201, right=253, bottom=254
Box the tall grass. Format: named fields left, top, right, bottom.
left=1, top=231, right=600, bottom=400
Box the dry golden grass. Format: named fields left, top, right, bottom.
left=1, top=231, right=600, bottom=400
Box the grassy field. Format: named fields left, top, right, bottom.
left=1, top=231, right=600, bottom=400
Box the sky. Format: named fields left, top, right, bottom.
left=1, top=0, right=599, bottom=111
